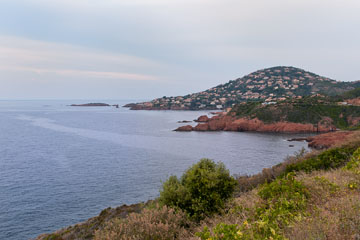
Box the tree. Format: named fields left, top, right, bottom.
left=159, top=159, right=237, bottom=221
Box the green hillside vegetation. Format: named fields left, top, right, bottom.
left=38, top=132, right=360, bottom=240
left=339, top=87, right=360, bottom=100
left=230, top=95, right=360, bottom=129
left=323, top=87, right=360, bottom=103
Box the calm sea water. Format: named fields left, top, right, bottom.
left=0, top=100, right=311, bottom=240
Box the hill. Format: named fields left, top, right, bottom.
left=125, top=66, right=360, bottom=110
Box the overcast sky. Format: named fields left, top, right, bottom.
left=1, top=0, right=359, bottom=100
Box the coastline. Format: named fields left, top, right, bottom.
left=175, top=113, right=337, bottom=133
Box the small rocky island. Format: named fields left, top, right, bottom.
left=70, top=103, right=119, bottom=108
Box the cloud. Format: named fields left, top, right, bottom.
left=0, top=65, right=158, bottom=81
left=0, top=36, right=163, bottom=82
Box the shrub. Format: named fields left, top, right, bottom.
left=159, top=159, right=237, bottom=221
left=197, top=173, right=308, bottom=239
left=254, top=173, right=309, bottom=237
left=196, top=224, right=243, bottom=240
left=94, top=205, right=189, bottom=240
left=345, top=147, right=360, bottom=172
left=284, top=146, right=356, bottom=174
left=258, top=173, right=308, bottom=201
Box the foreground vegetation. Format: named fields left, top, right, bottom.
left=38, top=132, right=360, bottom=240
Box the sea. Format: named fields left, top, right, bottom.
left=0, top=100, right=311, bottom=240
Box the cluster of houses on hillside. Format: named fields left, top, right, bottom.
left=128, top=67, right=343, bottom=110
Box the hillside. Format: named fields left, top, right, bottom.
left=125, top=66, right=360, bottom=110
left=231, top=96, right=360, bottom=129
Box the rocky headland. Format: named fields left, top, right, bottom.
left=291, top=131, right=357, bottom=150
left=175, top=114, right=335, bottom=133
left=175, top=93, right=360, bottom=134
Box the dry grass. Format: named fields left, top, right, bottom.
left=94, top=205, right=191, bottom=240
left=334, top=130, right=360, bottom=149
left=193, top=190, right=261, bottom=235
left=286, top=195, right=360, bottom=240
left=197, top=147, right=360, bottom=240
left=284, top=168, right=360, bottom=240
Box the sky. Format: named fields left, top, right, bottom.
left=0, top=0, right=359, bottom=100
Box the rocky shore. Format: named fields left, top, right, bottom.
left=175, top=114, right=358, bottom=150
left=175, top=114, right=335, bottom=133
left=290, top=131, right=356, bottom=149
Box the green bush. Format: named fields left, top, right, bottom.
left=196, top=224, right=243, bottom=240
left=159, top=159, right=237, bottom=221
left=345, top=147, right=360, bottom=172
left=284, top=146, right=356, bottom=174
left=197, top=173, right=308, bottom=239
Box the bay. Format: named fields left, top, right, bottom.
left=0, top=100, right=310, bottom=240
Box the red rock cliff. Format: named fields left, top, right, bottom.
left=175, top=114, right=335, bottom=133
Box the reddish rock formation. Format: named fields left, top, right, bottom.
left=200, top=116, right=335, bottom=133
left=193, top=123, right=209, bottom=131
left=306, top=131, right=356, bottom=149
left=194, top=115, right=210, bottom=122
left=177, top=114, right=337, bottom=133
left=174, top=125, right=193, bottom=131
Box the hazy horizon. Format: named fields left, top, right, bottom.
left=1, top=0, right=359, bottom=99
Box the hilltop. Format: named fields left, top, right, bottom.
left=125, top=66, right=360, bottom=110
